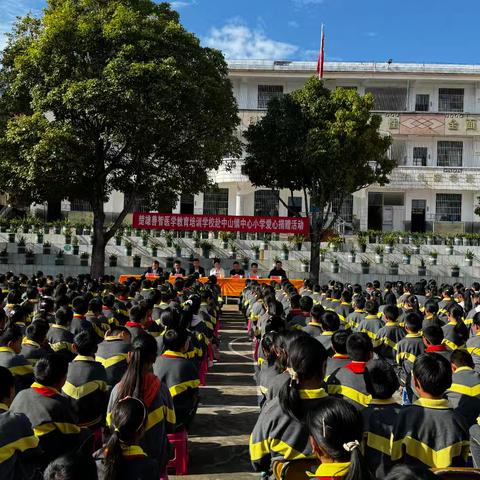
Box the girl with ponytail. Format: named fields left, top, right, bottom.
left=96, top=396, right=160, bottom=480
left=442, top=304, right=469, bottom=350
left=306, top=397, right=374, bottom=480
left=107, top=334, right=175, bottom=473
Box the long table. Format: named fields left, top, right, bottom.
left=118, top=274, right=304, bottom=297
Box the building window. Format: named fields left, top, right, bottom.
left=180, top=194, right=194, bottom=214
left=437, top=141, right=463, bottom=167
left=129, top=196, right=150, bottom=212
left=332, top=194, right=353, bottom=223
left=254, top=190, right=279, bottom=217
left=415, top=94, right=429, bottom=112
left=389, top=139, right=407, bottom=165
left=70, top=199, right=91, bottom=212
left=287, top=197, right=302, bottom=217
left=364, top=87, right=407, bottom=111
left=438, top=88, right=464, bottom=112
left=203, top=189, right=229, bottom=215
left=257, top=85, right=283, bottom=110
left=436, top=193, right=461, bottom=222
left=413, top=147, right=428, bottom=166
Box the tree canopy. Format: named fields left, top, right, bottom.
left=0, top=0, right=240, bottom=276
left=243, top=77, right=395, bottom=281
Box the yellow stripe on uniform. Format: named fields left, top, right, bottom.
left=443, top=339, right=462, bottom=351
left=249, top=436, right=312, bottom=462
left=327, top=384, right=372, bottom=406
left=8, top=364, right=33, bottom=376
left=62, top=380, right=107, bottom=400
left=33, top=422, right=80, bottom=436
left=169, top=379, right=201, bottom=397
left=0, top=435, right=39, bottom=463
left=95, top=354, right=128, bottom=369
left=396, top=351, right=417, bottom=364
left=365, top=432, right=392, bottom=456
left=449, top=383, right=480, bottom=397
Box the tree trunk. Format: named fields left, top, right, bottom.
left=90, top=206, right=106, bottom=278
left=309, top=213, right=321, bottom=283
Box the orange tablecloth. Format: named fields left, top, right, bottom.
left=118, top=274, right=304, bottom=297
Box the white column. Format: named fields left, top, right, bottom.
left=236, top=193, right=243, bottom=216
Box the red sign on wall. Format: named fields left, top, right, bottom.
left=132, top=212, right=310, bottom=235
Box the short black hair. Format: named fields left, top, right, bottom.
left=0, top=366, right=14, bottom=401
left=163, top=328, right=189, bottom=351
left=385, top=464, right=437, bottom=480
left=346, top=333, right=372, bottom=362
left=405, top=312, right=423, bottom=332
left=44, top=452, right=98, bottom=480
left=320, top=311, right=340, bottom=332
left=354, top=295, right=366, bottom=309
left=251, top=263, right=258, bottom=268
left=383, top=305, right=399, bottom=322
left=364, top=299, right=378, bottom=315
left=71, top=296, right=88, bottom=315
left=35, top=353, right=69, bottom=386
left=25, top=321, right=49, bottom=343
left=232, top=261, right=240, bottom=265
left=129, top=304, right=147, bottom=323
left=55, top=307, right=73, bottom=326
left=299, top=295, right=313, bottom=312
left=423, top=325, right=444, bottom=345
left=450, top=349, right=475, bottom=369
left=310, top=304, right=324, bottom=321
left=413, top=353, right=452, bottom=397
left=424, top=299, right=439, bottom=315
left=74, top=330, right=98, bottom=356
left=365, top=359, right=399, bottom=399
left=331, top=330, right=350, bottom=355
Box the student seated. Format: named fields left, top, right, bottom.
left=95, top=397, right=159, bottom=480
left=306, top=397, right=375, bottom=480
left=446, top=349, right=480, bottom=426
left=85, top=299, right=110, bottom=343
left=375, top=305, right=405, bottom=364
left=21, top=321, right=51, bottom=367
left=257, top=332, right=282, bottom=406
left=70, top=297, right=91, bottom=336
left=467, top=311, right=480, bottom=371
left=422, top=325, right=451, bottom=362
left=315, top=311, right=340, bottom=356
left=47, top=307, right=75, bottom=361
left=95, top=326, right=132, bottom=388
left=302, top=304, right=324, bottom=337
left=362, top=360, right=401, bottom=477
left=422, top=299, right=444, bottom=331
left=0, top=323, right=34, bottom=393
left=125, top=304, right=148, bottom=339
left=288, top=296, right=313, bottom=330
left=9, top=353, right=81, bottom=466
left=62, top=330, right=108, bottom=429
left=357, top=300, right=383, bottom=347
left=249, top=335, right=328, bottom=474
left=153, top=328, right=200, bottom=429
left=326, top=333, right=373, bottom=410
left=391, top=353, right=469, bottom=469
left=325, top=330, right=351, bottom=379
left=0, top=366, right=42, bottom=480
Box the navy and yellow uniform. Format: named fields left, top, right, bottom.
left=422, top=314, right=445, bottom=332
left=95, top=335, right=131, bottom=387
left=375, top=322, right=406, bottom=364
left=20, top=338, right=51, bottom=367
left=442, top=322, right=466, bottom=351
left=10, top=382, right=81, bottom=464
left=396, top=333, right=425, bottom=384
left=325, top=354, right=350, bottom=379
left=425, top=344, right=451, bottom=362
left=62, top=355, right=108, bottom=429
left=357, top=315, right=384, bottom=348
left=85, top=312, right=109, bottom=343
left=391, top=397, right=469, bottom=468
left=467, top=333, right=480, bottom=371
left=302, top=321, right=323, bottom=337
left=0, top=402, right=41, bottom=480
left=249, top=388, right=328, bottom=473
left=153, top=350, right=200, bottom=427
left=307, top=462, right=350, bottom=479
left=326, top=362, right=371, bottom=410
left=107, top=374, right=176, bottom=471
left=315, top=331, right=336, bottom=356
left=446, top=366, right=480, bottom=426
left=264, top=371, right=290, bottom=403
left=125, top=321, right=145, bottom=340
left=335, top=302, right=353, bottom=325
left=70, top=313, right=91, bottom=336
left=94, top=444, right=160, bottom=480
left=438, top=297, right=454, bottom=320
left=103, top=305, right=121, bottom=325
left=0, top=347, right=34, bottom=393
left=152, top=302, right=170, bottom=323
left=361, top=398, right=402, bottom=477
left=257, top=362, right=281, bottom=406
left=346, top=310, right=365, bottom=330
left=46, top=324, right=75, bottom=360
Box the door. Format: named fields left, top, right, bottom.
left=382, top=206, right=394, bottom=231
left=411, top=200, right=426, bottom=233
left=368, top=193, right=383, bottom=230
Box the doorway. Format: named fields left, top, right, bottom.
left=411, top=200, right=426, bottom=233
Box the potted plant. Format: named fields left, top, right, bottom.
left=43, top=241, right=51, bottom=255
left=347, top=248, right=356, bottom=263
left=402, top=248, right=411, bottom=265
left=80, top=252, right=89, bottom=266
left=150, top=241, right=159, bottom=257
left=383, top=233, right=396, bottom=254
left=125, top=241, right=133, bottom=256
left=281, top=243, right=290, bottom=261
left=260, top=238, right=269, bottom=251
left=292, top=234, right=304, bottom=251
left=389, top=261, right=399, bottom=275
left=361, top=258, right=371, bottom=274
left=357, top=235, right=367, bottom=253
left=55, top=250, right=64, bottom=266
left=135, top=228, right=142, bottom=236
left=330, top=257, right=339, bottom=273
left=17, top=237, right=26, bottom=254
left=164, top=232, right=174, bottom=248
left=142, top=232, right=149, bottom=247
left=64, top=227, right=72, bottom=245
left=75, top=223, right=84, bottom=235
left=251, top=244, right=260, bottom=260
left=398, top=233, right=406, bottom=244
left=229, top=241, right=238, bottom=259
left=25, top=249, right=34, bottom=265
left=0, top=219, right=9, bottom=233
left=412, top=238, right=422, bottom=255
left=446, top=237, right=454, bottom=255
left=301, top=258, right=309, bottom=272
left=329, top=237, right=342, bottom=252
left=418, top=257, right=427, bottom=276
left=0, top=248, right=7, bottom=264
left=462, top=234, right=470, bottom=247
left=426, top=233, right=434, bottom=246
left=193, top=234, right=200, bottom=248
left=319, top=248, right=328, bottom=262
left=242, top=257, right=249, bottom=271
left=166, top=256, right=174, bottom=270
left=428, top=250, right=438, bottom=266
left=219, top=231, right=231, bottom=249
left=124, top=226, right=132, bottom=237
left=465, top=250, right=474, bottom=267
left=133, top=254, right=141, bottom=268
left=115, top=233, right=122, bottom=246
left=8, top=231, right=15, bottom=243
left=367, top=230, right=377, bottom=244
left=454, top=235, right=462, bottom=246
left=451, top=264, right=460, bottom=278
left=374, top=245, right=384, bottom=264
left=200, top=241, right=212, bottom=258
left=36, top=231, right=44, bottom=244
left=72, top=236, right=79, bottom=255
left=84, top=224, right=92, bottom=235
left=174, top=242, right=182, bottom=258
left=109, top=254, right=117, bottom=267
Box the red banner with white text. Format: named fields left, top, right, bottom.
left=132, top=212, right=309, bottom=235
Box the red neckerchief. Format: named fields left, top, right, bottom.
left=102, top=306, right=112, bottom=311
left=142, top=373, right=160, bottom=408
left=126, top=321, right=143, bottom=328
left=344, top=361, right=367, bottom=374
left=426, top=345, right=447, bottom=352
left=32, top=384, right=58, bottom=397
left=290, top=309, right=302, bottom=316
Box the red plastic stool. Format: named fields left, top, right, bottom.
left=199, top=355, right=208, bottom=386
left=167, top=430, right=189, bottom=475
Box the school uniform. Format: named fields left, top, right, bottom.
left=468, top=333, right=480, bottom=372
left=103, top=305, right=121, bottom=326
left=391, top=397, right=469, bottom=468
left=442, top=322, right=467, bottom=351
left=264, top=371, right=290, bottom=404
left=152, top=302, right=170, bottom=323
left=250, top=388, right=328, bottom=473
left=307, top=462, right=350, bottom=479
left=10, top=382, right=81, bottom=465
left=357, top=315, right=384, bottom=348
left=315, top=331, right=336, bottom=356
left=70, top=313, right=91, bottom=336
left=361, top=398, right=402, bottom=477
left=335, top=302, right=353, bottom=325
left=396, top=333, right=425, bottom=385
left=447, top=366, right=480, bottom=426
left=20, top=338, right=51, bottom=366
left=107, top=373, right=176, bottom=471
left=425, top=344, right=451, bottom=362
left=62, top=355, right=108, bottom=429
left=375, top=322, right=406, bottom=364
left=153, top=350, right=200, bottom=427
left=257, top=362, right=282, bottom=407
left=85, top=312, right=110, bottom=343
left=0, top=347, right=34, bottom=393
left=287, top=311, right=309, bottom=330
left=438, top=297, right=455, bottom=320
left=422, top=314, right=445, bottom=332
left=94, top=444, right=160, bottom=480
left=96, top=335, right=131, bottom=387
left=0, top=402, right=41, bottom=480
left=46, top=324, right=75, bottom=361
left=325, top=354, right=350, bottom=379
left=302, top=321, right=323, bottom=337
left=125, top=321, right=145, bottom=340
left=326, top=362, right=371, bottom=410
left=346, top=310, right=365, bottom=331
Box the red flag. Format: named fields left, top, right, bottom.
left=316, top=24, right=325, bottom=79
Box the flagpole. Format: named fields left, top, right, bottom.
left=320, top=24, right=325, bottom=79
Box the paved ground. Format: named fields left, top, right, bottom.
left=172, top=305, right=259, bottom=480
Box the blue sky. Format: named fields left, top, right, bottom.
left=1, top=0, right=479, bottom=64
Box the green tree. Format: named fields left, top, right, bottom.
left=0, top=0, right=240, bottom=277
left=243, top=77, right=395, bottom=282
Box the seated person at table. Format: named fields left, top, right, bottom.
left=209, top=259, right=225, bottom=278
left=229, top=261, right=245, bottom=277
left=171, top=260, right=186, bottom=277
left=268, top=260, right=287, bottom=279
left=189, top=258, right=205, bottom=277
left=144, top=260, right=163, bottom=276
left=249, top=262, right=260, bottom=278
